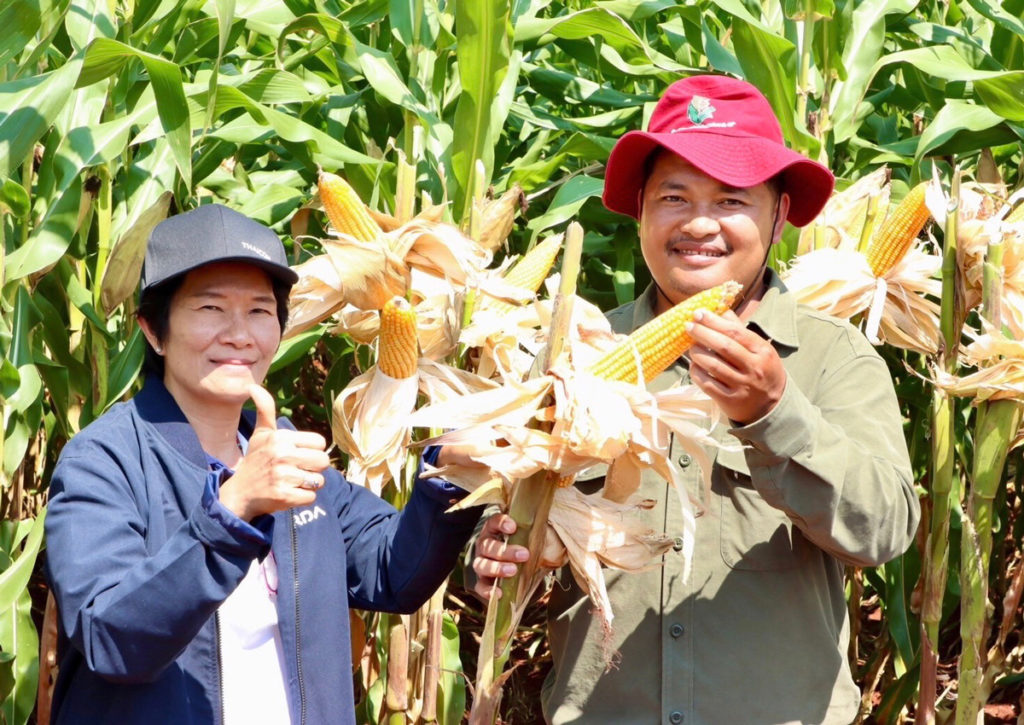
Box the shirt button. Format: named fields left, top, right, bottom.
left=677, top=454, right=692, bottom=467
left=672, top=536, right=684, bottom=551
left=669, top=623, right=684, bottom=638
left=669, top=711, right=684, bottom=724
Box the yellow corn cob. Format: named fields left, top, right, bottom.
left=377, top=297, right=418, bottom=379
left=318, top=170, right=383, bottom=242
left=588, top=281, right=743, bottom=385
left=864, top=182, right=930, bottom=277
left=503, top=234, right=563, bottom=293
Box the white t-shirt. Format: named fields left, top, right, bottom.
left=216, top=432, right=291, bottom=724
left=219, top=554, right=291, bottom=724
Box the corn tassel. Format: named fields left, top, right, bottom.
left=318, top=170, right=383, bottom=242
left=503, top=234, right=563, bottom=293
left=377, top=297, right=419, bottom=379
left=588, top=281, right=742, bottom=385
left=864, top=182, right=930, bottom=277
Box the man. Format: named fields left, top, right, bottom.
left=470, top=75, right=920, bottom=724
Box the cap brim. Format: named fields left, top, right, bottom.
left=603, top=129, right=834, bottom=227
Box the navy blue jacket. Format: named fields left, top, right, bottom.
left=44, top=377, right=479, bottom=724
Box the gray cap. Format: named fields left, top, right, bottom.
left=141, top=204, right=299, bottom=292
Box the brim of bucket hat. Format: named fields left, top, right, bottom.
left=602, top=129, right=834, bottom=227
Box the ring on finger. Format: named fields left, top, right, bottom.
left=300, top=474, right=323, bottom=490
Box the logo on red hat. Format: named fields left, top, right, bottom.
left=687, top=96, right=716, bottom=125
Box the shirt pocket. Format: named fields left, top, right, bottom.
left=715, top=447, right=808, bottom=571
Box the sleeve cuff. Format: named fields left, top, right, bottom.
left=418, top=446, right=470, bottom=504
left=728, top=376, right=816, bottom=462
left=193, top=469, right=274, bottom=556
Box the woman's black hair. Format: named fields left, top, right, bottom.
left=137, top=269, right=291, bottom=379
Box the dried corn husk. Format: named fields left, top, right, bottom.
left=101, top=191, right=173, bottom=314
left=390, top=219, right=493, bottom=289
left=782, top=175, right=943, bottom=354
left=473, top=185, right=525, bottom=253
left=798, top=167, right=890, bottom=255
left=332, top=353, right=498, bottom=494
left=330, top=305, right=382, bottom=345
left=323, top=236, right=411, bottom=311
left=548, top=491, right=676, bottom=626
left=333, top=367, right=421, bottom=494
left=954, top=185, right=1024, bottom=340
left=367, top=200, right=447, bottom=232
left=782, top=245, right=942, bottom=352
left=284, top=255, right=348, bottom=338
left=933, top=323, right=1024, bottom=406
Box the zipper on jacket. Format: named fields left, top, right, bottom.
left=215, top=612, right=225, bottom=725
left=289, top=514, right=308, bottom=724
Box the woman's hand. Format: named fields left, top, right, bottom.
left=471, top=513, right=529, bottom=601
left=219, top=385, right=331, bottom=521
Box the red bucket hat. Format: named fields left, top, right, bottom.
left=603, top=75, right=834, bottom=227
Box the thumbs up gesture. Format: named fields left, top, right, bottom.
left=219, top=385, right=332, bottom=521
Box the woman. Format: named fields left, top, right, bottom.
left=44, top=204, right=479, bottom=724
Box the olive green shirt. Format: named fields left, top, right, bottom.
left=542, top=271, right=920, bottom=725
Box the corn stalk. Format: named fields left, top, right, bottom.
left=467, top=222, right=583, bottom=725
left=917, top=169, right=962, bottom=725
left=955, top=238, right=1024, bottom=725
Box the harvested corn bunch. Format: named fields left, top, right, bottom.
left=864, top=182, right=931, bottom=276
left=410, top=326, right=721, bottom=628
left=377, top=297, right=419, bottom=379
left=318, top=170, right=383, bottom=242
left=589, top=281, right=742, bottom=384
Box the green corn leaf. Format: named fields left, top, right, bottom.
left=78, top=37, right=191, bottom=187
left=0, top=179, right=29, bottom=219
left=0, top=59, right=83, bottom=179
left=0, top=0, right=41, bottom=67
left=451, top=0, right=512, bottom=224
left=829, top=0, right=918, bottom=143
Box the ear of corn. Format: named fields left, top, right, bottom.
left=864, top=182, right=930, bottom=276
left=377, top=297, right=419, bottom=379
left=318, top=170, right=383, bottom=242
left=588, top=281, right=742, bottom=385
left=476, top=185, right=525, bottom=252
left=503, top=234, right=562, bottom=293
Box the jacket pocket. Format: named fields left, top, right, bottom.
left=715, top=447, right=807, bottom=571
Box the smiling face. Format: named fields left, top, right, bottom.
left=139, top=262, right=282, bottom=415
left=638, top=151, right=789, bottom=315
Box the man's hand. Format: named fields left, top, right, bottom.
left=686, top=309, right=787, bottom=425
left=219, top=385, right=332, bottom=521
left=471, top=513, right=529, bottom=601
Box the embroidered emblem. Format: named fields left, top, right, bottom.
left=687, top=96, right=716, bottom=125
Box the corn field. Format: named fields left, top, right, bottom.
left=2, top=0, right=1024, bottom=723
